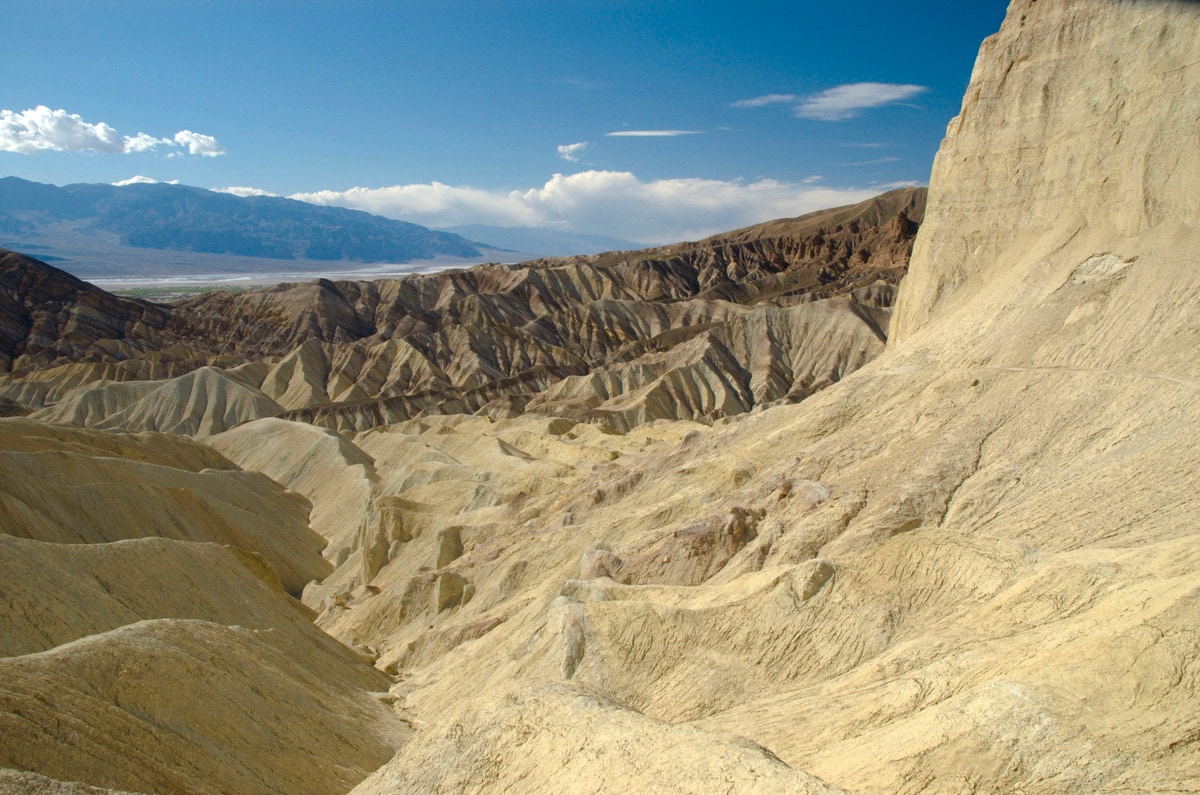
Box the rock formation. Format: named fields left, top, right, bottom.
left=291, top=2, right=1200, bottom=790
left=0, top=419, right=328, bottom=594
left=3, top=2, right=1200, bottom=792
left=0, top=249, right=169, bottom=372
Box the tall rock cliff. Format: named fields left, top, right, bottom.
left=892, top=0, right=1200, bottom=361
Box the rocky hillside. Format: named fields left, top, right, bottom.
left=3, top=1, right=1200, bottom=792
left=0, top=248, right=170, bottom=372
left=0, top=186, right=923, bottom=435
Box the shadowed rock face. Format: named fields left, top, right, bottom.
left=0, top=187, right=924, bottom=435
left=0, top=249, right=170, bottom=372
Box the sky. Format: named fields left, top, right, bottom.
left=1, top=1, right=1009, bottom=245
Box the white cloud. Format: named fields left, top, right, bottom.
left=291, top=171, right=883, bottom=245
left=557, top=142, right=588, bottom=162
left=0, top=106, right=225, bottom=156
left=112, top=175, right=159, bottom=185
left=872, top=179, right=928, bottom=191
left=732, top=83, right=927, bottom=121
left=173, top=130, right=225, bottom=157
left=122, top=132, right=174, bottom=153
left=112, top=176, right=180, bottom=186
left=844, top=157, right=901, bottom=167
left=294, top=182, right=544, bottom=229
left=0, top=106, right=124, bottom=154
left=605, top=130, right=703, bottom=137
left=796, top=83, right=927, bottom=121
left=730, top=94, right=800, bottom=109
left=215, top=186, right=280, bottom=197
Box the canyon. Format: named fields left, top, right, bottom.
left=1, top=1, right=1199, bottom=792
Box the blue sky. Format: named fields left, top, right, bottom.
left=2, top=1, right=1008, bottom=244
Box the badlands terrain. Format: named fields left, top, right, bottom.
left=2, top=0, right=1200, bottom=792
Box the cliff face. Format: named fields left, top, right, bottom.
left=892, top=0, right=1200, bottom=355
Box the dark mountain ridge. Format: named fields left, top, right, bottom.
left=0, top=177, right=492, bottom=264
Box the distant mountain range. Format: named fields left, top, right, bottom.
left=0, top=177, right=497, bottom=271
left=0, top=177, right=653, bottom=282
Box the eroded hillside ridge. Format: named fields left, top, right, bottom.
left=892, top=0, right=1200, bottom=349
left=0, top=249, right=169, bottom=373
left=0, top=187, right=923, bottom=434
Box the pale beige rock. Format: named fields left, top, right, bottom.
left=0, top=532, right=409, bottom=795
left=282, top=3, right=1200, bottom=792
left=30, top=365, right=283, bottom=438
left=0, top=418, right=329, bottom=594
left=435, top=525, right=463, bottom=569
left=209, top=417, right=378, bottom=562
left=435, top=570, right=471, bottom=612
left=0, top=620, right=405, bottom=795
left=260, top=337, right=331, bottom=409
left=0, top=534, right=319, bottom=657
left=0, top=769, right=143, bottom=795
left=6, top=3, right=1200, bottom=792
left=350, top=684, right=845, bottom=795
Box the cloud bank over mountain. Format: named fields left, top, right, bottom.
left=293, top=171, right=890, bottom=244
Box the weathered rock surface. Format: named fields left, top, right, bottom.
left=209, top=417, right=378, bottom=560
left=29, top=365, right=283, bottom=437
left=351, top=684, right=845, bottom=795
left=243, top=2, right=1200, bottom=792
left=0, top=249, right=169, bottom=373
left=0, top=770, right=143, bottom=795
left=0, top=619, right=404, bottom=795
